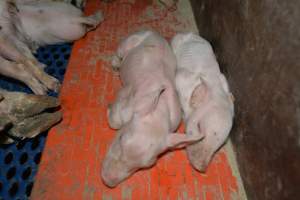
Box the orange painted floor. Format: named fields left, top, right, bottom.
left=31, top=1, right=244, bottom=199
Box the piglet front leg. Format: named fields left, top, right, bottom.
left=79, top=11, right=103, bottom=32
left=164, top=85, right=182, bottom=131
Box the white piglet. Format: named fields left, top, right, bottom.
left=172, top=32, right=234, bottom=172
left=16, top=0, right=103, bottom=48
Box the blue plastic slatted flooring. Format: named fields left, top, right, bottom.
left=0, top=43, right=72, bottom=200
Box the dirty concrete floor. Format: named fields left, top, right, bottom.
left=31, top=0, right=247, bottom=199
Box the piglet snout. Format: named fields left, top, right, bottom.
left=101, top=157, right=128, bottom=188
left=101, top=170, right=119, bottom=188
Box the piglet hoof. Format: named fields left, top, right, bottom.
left=85, top=11, right=104, bottom=31
left=94, top=11, right=104, bottom=24
left=111, top=55, right=122, bottom=71
left=51, top=80, right=61, bottom=93
left=43, top=76, right=61, bottom=93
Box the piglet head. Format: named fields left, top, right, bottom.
left=101, top=123, right=202, bottom=187
left=101, top=86, right=202, bottom=187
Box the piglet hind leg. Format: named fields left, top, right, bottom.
left=78, top=11, right=104, bottom=32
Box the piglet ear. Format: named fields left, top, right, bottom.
left=133, top=86, right=165, bottom=116
left=189, top=79, right=207, bottom=108
left=118, top=31, right=151, bottom=58
left=165, top=133, right=204, bottom=150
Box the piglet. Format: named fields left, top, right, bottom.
left=171, top=32, right=234, bottom=172
left=15, top=0, right=86, bottom=9
left=0, top=0, right=103, bottom=94
left=101, top=30, right=202, bottom=187
left=16, top=0, right=103, bottom=47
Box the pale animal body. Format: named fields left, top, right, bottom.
left=172, top=32, right=234, bottom=172
left=102, top=30, right=202, bottom=187
left=15, top=0, right=86, bottom=9
left=0, top=0, right=103, bottom=94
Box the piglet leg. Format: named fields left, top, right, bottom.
left=0, top=36, right=60, bottom=93
left=77, top=11, right=104, bottom=32
left=164, top=86, right=181, bottom=131
left=24, top=58, right=61, bottom=92
left=11, top=39, right=61, bottom=92
left=0, top=56, right=47, bottom=94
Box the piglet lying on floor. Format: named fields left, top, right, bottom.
left=0, top=89, right=62, bottom=144
left=102, top=30, right=202, bottom=187
left=0, top=0, right=103, bottom=94
left=172, top=33, right=234, bottom=172
left=16, top=0, right=103, bottom=47
left=15, top=0, right=87, bottom=9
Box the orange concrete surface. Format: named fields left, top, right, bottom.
left=31, top=1, right=240, bottom=199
